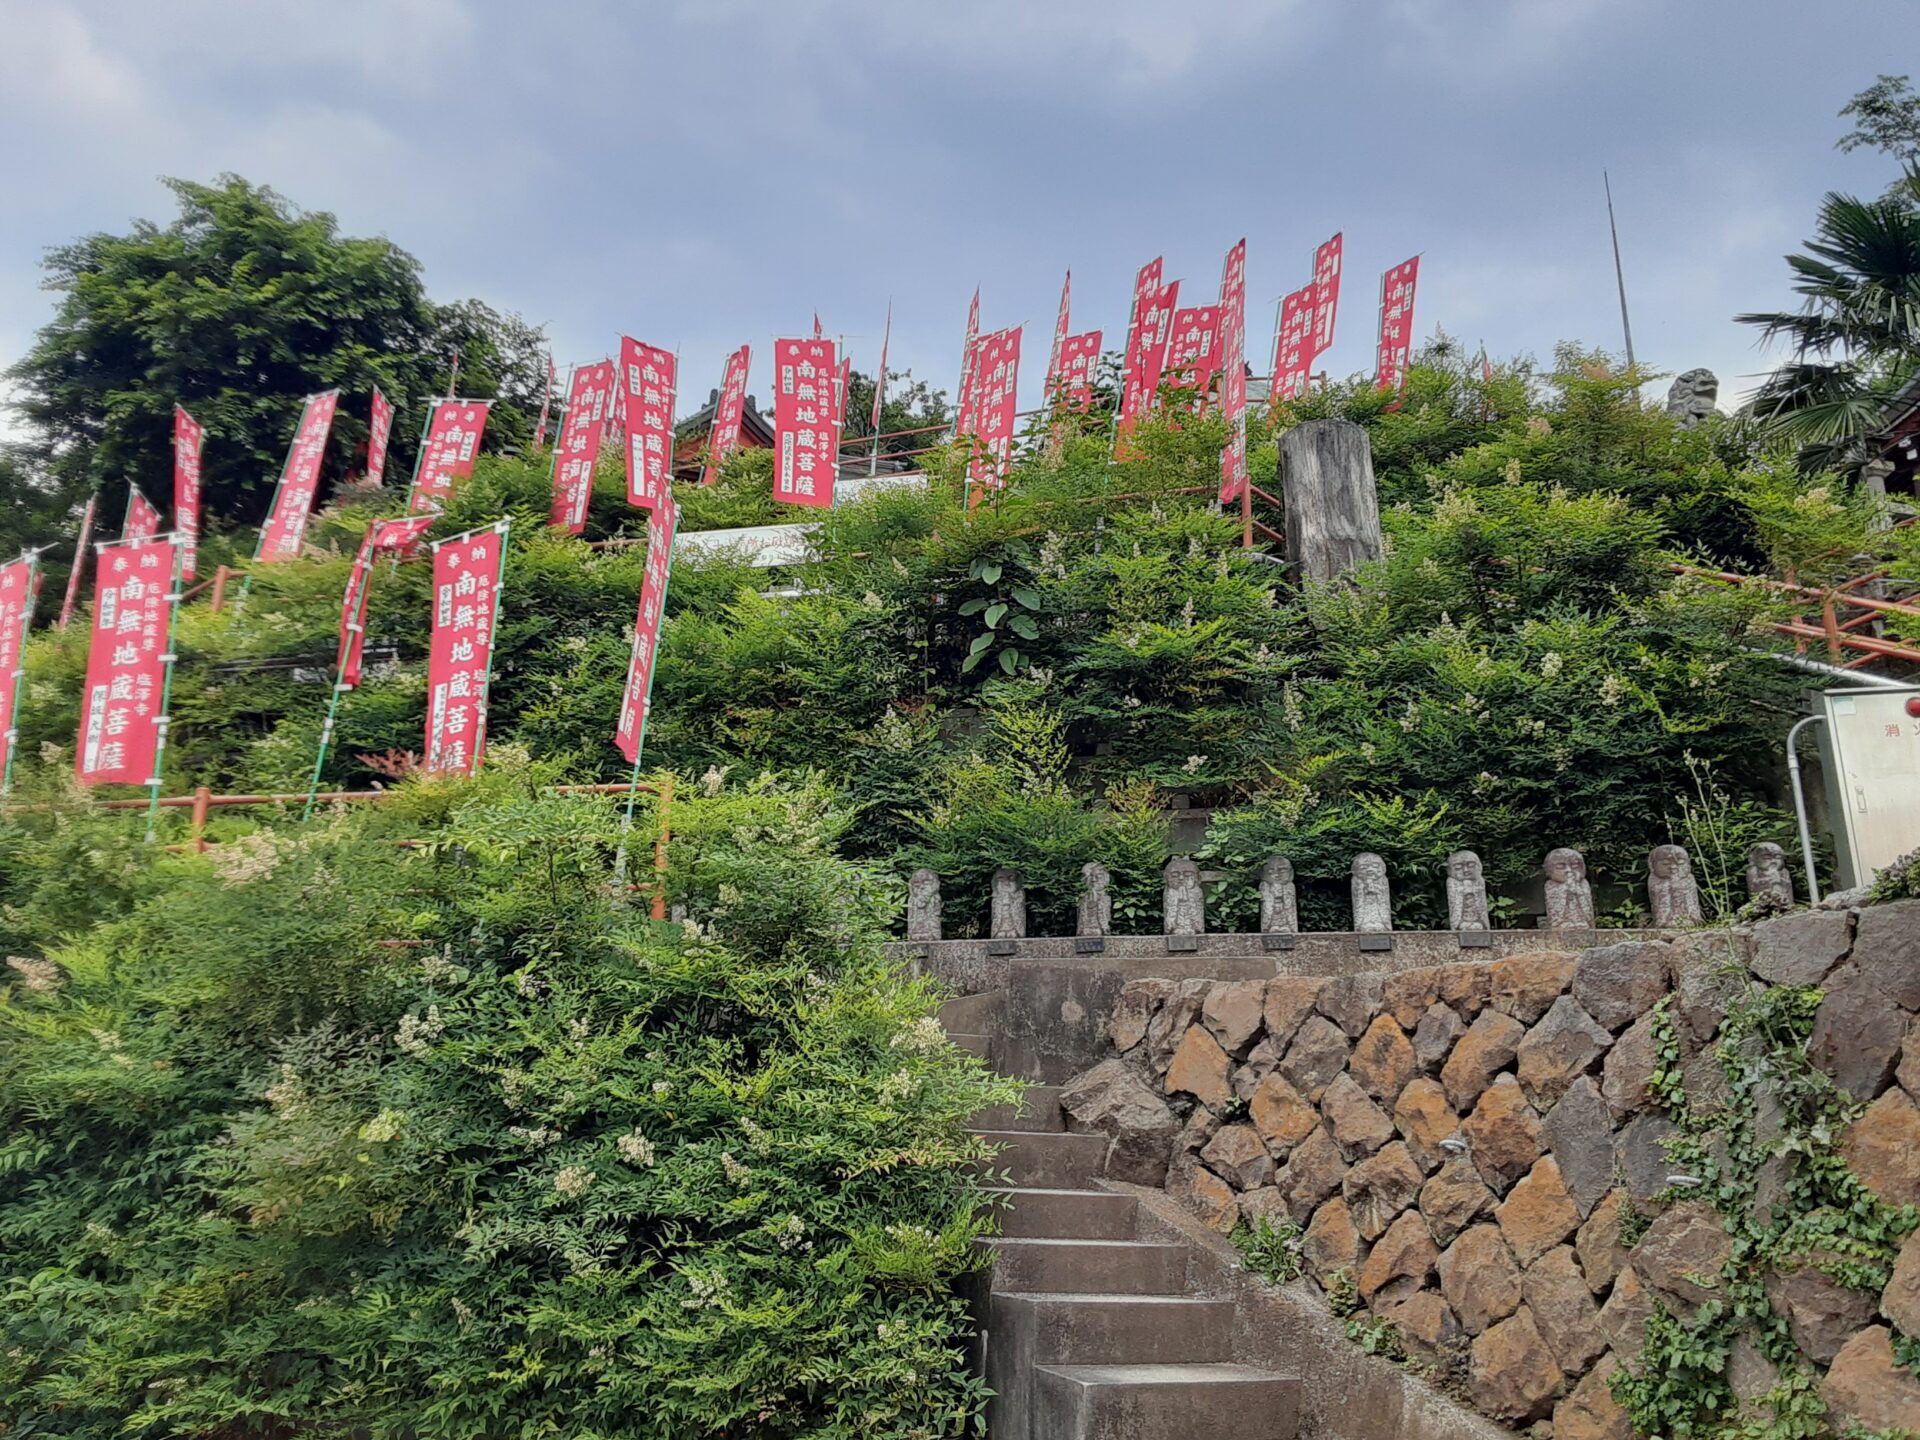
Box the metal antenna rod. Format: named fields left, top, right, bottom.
left=1604, top=170, right=1637, bottom=373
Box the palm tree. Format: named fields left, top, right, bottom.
left=1737, top=165, right=1920, bottom=468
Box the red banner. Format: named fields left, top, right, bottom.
left=1120, top=280, right=1180, bottom=429
left=408, top=399, right=491, bottom=515
left=704, top=346, right=751, bottom=485
left=1311, top=232, right=1344, bottom=361
left=1217, top=238, right=1249, bottom=505
left=337, top=515, right=437, bottom=689
left=1046, top=270, right=1071, bottom=400
left=614, top=494, right=679, bottom=764
left=533, top=354, right=556, bottom=451
left=550, top=361, right=614, bottom=532
left=956, top=289, right=981, bottom=433
left=173, top=407, right=204, bottom=580
left=259, top=391, right=340, bottom=561
left=773, top=337, right=838, bottom=508
left=1376, top=256, right=1420, bottom=397
left=1272, top=283, right=1317, bottom=406
left=620, top=336, right=677, bottom=511
left=1055, top=331, right=1103, bottom=412
left=966, top=326, right=1022, bottom=500
left=1168, top=304, right=1222, bottom=410
left=124, top=487, right=162, bottom=543
left=1117, top=257, right=1165, bottom=427
left=0, top=556, right=37, bottom=790
left=367, top=389, right=395, bottom=491
left=58, top=496, right=97, bottom=630
left=424, top=524, right=507, bottom=777
left=76, top=538, right=178, bottom=786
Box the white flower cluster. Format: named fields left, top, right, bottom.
left=394, top=1004, right=444, bottom=1057
left=616, top=1130, right=656, bottom=1167
left=700, top=764, right=732, bottom=797
left=877, top=1069, right=916, bottom=1105
left=5, top=955, right=62, bottom=994
left=1539, top=651, right=1565, bottom=680
left=738, top=1116, right=772, bottom=1154
left=262, top=1064, right=305, bottom=1114
left=212, top=830, right=283, bottom=886
left=509, top=1125, right=561, bottom=1148
left=1182, top=754, right=1207, bottom=774
left=890, top=1016, right=947, bottom=1056
left=1599, top=674, right=1629, bottom=706
left=719, top=1151, right=752, bottom=1187
left=774, top=1214, right=812, bottom=1252
left=419, top=948, right=459, bottom=984
left=359, top=1109, right=405, bottom=1143
left=553, top=1165, right=595, bottom=1198
left=682, top=1268, right=730, bottom=1310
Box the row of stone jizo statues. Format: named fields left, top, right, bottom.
left=904, top=842, right=1798, bottom=940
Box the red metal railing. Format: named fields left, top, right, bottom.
left=1671, top=562, right=1920, bottom=669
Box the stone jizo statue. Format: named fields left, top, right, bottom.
left=1664, top=368, right=1720, bottom=430
left=1164, top=857, right=1206, bottom=937
left=1543, top=847, right=1596, bottom=929
left=1648, top=844, right=1704, bottom=928
left=906, top=868, right=942, bottom=943
left=1746, top=843, right=1794, bottom=912
left=1077, top=862, right=1113, bottom=938
left=1446, top=849, right=1491, bottom=931
left=989, top=868, right=1026, bottom=940
left=1351, top=852, right=1392, bottom=933
left=1259, top=856, right=1298, bottom=934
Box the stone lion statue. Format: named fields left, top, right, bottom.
left=1665, top=369, right=1720, bottom=429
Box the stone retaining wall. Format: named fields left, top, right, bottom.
left=1058, top=901, right=1920, bottom=1438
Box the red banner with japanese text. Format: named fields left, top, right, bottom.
left=1271, top=284, right=1317, bottom=407
left=1055, top=331, right=1103, bottom=412
left=1046, top=271, right=1071, bottom=399
left=614, top=494, right=679, bottom=764
left=1376, top=256, right=1420, bottom=398
left=773, top=337, right=837, bottom=508
left=533, top=354, right=556, bottom=451
left=76, top=538, right=177, bottom=786
left=1117, top=257, right=1166, bottom=428
left=966, top=326, right=1022, bottom=501
left=367, top=389, right=395, bottom=491
left=1311, top=232, right=1344, bottom=361
left=1167, top=304, right=1222, bottom=410
left=550, top=361, right=614, bottom=532
left=337, top=515, right=437, bottom=689
left=259, top=390, right=340, bottom=560
left=1217, top=238, right=1249, bottom=505
left=955, top=289, right=981, bottom=435
left=620, top=336, right=677, bottom=511
left=173, top=407, right=204, bottom=579
left=58, top=496, right=97, bottom=630
left=0, top=556, right=37, bottom=790
left=124, top=487, right=161, bottom=543
left=408, top=400, right=490, bottom=515
left=424, top=524, right=507, bottom=777
left=704, top=345, right=751, bottom=485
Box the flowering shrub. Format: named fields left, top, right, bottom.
left=0, top=759, right=1015, bottom=1438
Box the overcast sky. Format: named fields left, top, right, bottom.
left=3, top=0, right=1916, bottom=431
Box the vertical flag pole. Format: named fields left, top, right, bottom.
left=145, top=536, right=186, bottom=844
left=301, top=543, right=371, bottom=821
left=0, top=549, right=43, bottom=798
left=1603, top=171, right=1637, bottom=374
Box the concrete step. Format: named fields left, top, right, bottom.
left=986, top=1187, right=1139, bottom=1241
left=976, top=1130, right=1108, bottom=1188
left=938, top=989, right=1005, bottom=1034
left=1034, top=1363, right=1301, bottom=1440
left=990, top=1292, right=1238, bottom=1366
left=987, top=1238, right=1187, bottom=1295
left=973, top=1083, right=1065, bottom=1133
left=948, top=1031, right=994, bottom=1062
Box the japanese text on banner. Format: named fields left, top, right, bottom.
left=549, top=362, right=613, bottom=532
left=409, top=400, right=491, bottom=515
left=620, top=337, right=677, bottom=510
left=1311, top=232, right=1344, bottom=360
left=1055, top=331, right=1103, bottom=412
left=0, top=559, right=36, bottom=786
left=1117, top=257, right=1165, bottom=427
left=1272, top=284, right=1317, bottom=406
left=124, top=488, right=162, bottom=543
left=1375, top=256, right=1421, bottom=398
left=173, top=407, right=204, bottom=579
left=76, top=539, right=176, bottom=785
left=367, top=389, right=394, bottom=490
left=259, top=392, right=340, bottom=560
left=955, top=290, right=981, bottom=433
left=337, top=515, right=436, bottom=689
left=424, top=528, right=505, bottom=777
left=615, top=496, right=679, bottom=763
left=772, top=338, right=837, bottom=508
left=704, top=346, right=751, bottom=485
left=966, top=326, right=1022, bottom=500
left=1168, top=304, right=1222, bottom=411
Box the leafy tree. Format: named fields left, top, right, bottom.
left=3, top=176, right=545, bottom=541
left=1838, top=73, right=1920, bottom=174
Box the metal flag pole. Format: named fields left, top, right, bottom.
left=145, top=533, right=187, bottom=843
left=301, top=535, right=375, bottom=821
left=0, top=547, right=46, bottom=798
left=1604, top=171, right=1637, bottom=374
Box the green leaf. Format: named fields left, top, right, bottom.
left=985, top=602, right=1008, bottom=628
left=998, top=648, right=1020, bottom=674
left=958, top=598, right=988, bottom=616
left=980, top=562, right=1003, bottom=584
left=1008, top=614, right=1039, bottom=640
left=1011, top=585, right=1041, bottom=609
left=961, top=650, right=985, bottom=672
left=968, top=631, right=996, bottom=655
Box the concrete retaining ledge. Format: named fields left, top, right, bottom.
left=1114, top=1180, right=1517, bottom=1440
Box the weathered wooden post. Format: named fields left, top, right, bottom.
left=1278, top=419, right=1384, bottom=583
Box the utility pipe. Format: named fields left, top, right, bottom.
left=1786, top=714, right=1827, bottom=906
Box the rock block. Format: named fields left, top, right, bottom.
left=1413, top=1001, right=1465, bottom=1073
left=1111, top=977, right=1173, bottom=1053
left=1576, top=1189, right=1632, bottom=1295
left=1842, top=1086, right=1920, bottom=1208
left=1263, top=975, right=1327, bottom=1049
left=1276, top=1125, right=1349, bottom=1224
left=1496, top=1156, right=1581, bottom=1266
left=1467, top=1306, right=1564, bottom=1422
left=1765, top=1262, right=1878, bottom=1365
left=1164, top=1024, right=1233, bottom=1106
left=1201, top=1122, right=1274, bottom=1192
left=1421, top=1158, right=1495, bottom=1247
left=1554, top=1354, right=1633, bottom=1440
left=1279, top=1015, right=1352, bottom=1103
left=1343, top=1141, right=1424, bottom=1241
left=1614, top=1111, right=1681, bottom=1209
left=1379, top=1290, right=1461, bottom=1366
left=1438, top=1223, right=1522, bottom=1336
left=1147, top=977, right=1210, bottom=1074
left=1598, top=1265, right=1654, bottom=1369
left=1750, top=907, right=1852, bottom=985
left=1629, top=1200, right=1731, bottom=1319
left=1249, top=1070, right=1319, bottom=1157
left=1321, top=1072, right=1394, bottom=1159
left=1808, top=963, right=1905, bottom=1100
left=1882, top=1227, right=1920, bottom=1340
left=1317, top=971, right=1385, bottom=1039
left=1858, top=900, right=1920, bottom=1008
left=1822, top=1326, right=1920, bottom=1435
left=1488, top=952, right=1577, bottom=1025
left=1437, top=961, right=1494, bottom=1017
left=1302, top=1195, right=1367, bottom=1284
left=1393, top=1075, right=1456, bottom=1175
left=1359, top=1208, right=1439, bottom=1302
left=1202, top=979, right=1267, bottom=1055
left=1442, top=1008, right=1527, bottom=1113
left=1349, top=1013, right=1417, bottom=1105
left=1167, top=1153, right=1239, bottom=1233
left=1521, top=1245, right=1606, bottom=1373
left=1516, top=994, right=1614, bottom=1108
left=1382, top=966, right=1443, bottom=1029
left=1462, top=1074, right=1543, bottom=1193
left=1542, top=1075, right=1616, bottom=1219
left=1600, top=1009, right=1659, bottom=1120
left=1573, top=940, right=1671, bottom=1032
left=1059, top=1057, right=1180, bottom=1186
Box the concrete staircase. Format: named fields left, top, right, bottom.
left=944, top=992, right=1300, bottom=1440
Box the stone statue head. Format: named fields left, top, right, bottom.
left=1748, top=842, right=1786, bottom=876
left=1665, top=368, right=1719, bottom=426
left=1649, top=844, right=1690, bottom=880
left=1545, top=847, right=1586, bottom=884
left=1081, top=860, right=1109, bottom=888
left=1447, top=850, right=1482, bottom=882
left=1353, top=853, right=1386, bottom=882
left=1262, top=856, right=1294, bottom=884
left=910, top=867, right=938, bottom=889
